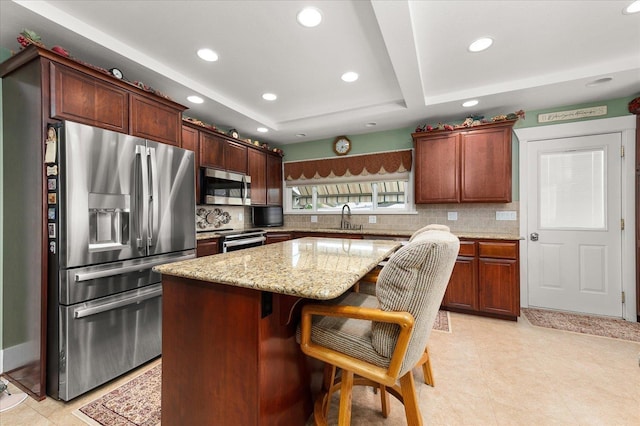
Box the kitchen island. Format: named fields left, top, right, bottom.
left=154, top=237, right=401, bottom=426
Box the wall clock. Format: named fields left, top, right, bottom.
left=333, top=136, right=351, bottom=156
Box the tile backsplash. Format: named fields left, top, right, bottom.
left=284, top=202, right=520, bottom=235
left=196, top=205, right=252, bottom=231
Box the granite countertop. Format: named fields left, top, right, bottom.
left=154, top=237, right=401, bottom=300
left=195, top=227, right=522, bottom=241
left=264, top=227, right=522, bottom=241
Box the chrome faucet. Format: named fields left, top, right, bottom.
left=341, top=204, right=351, bottom=229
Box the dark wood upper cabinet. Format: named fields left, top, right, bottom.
left=266, top=152, right=283, bottom=206
left=199, top=131, right=225, bottom=169
left=198, top=131, right=247, bottom=174
left=50, top=62, right=129, bottom=133
left=225, top=140, right=248, bottom=174
left=414, top=132, right=459, bottom=203
left=248, top=148, right=267, bottom=205
left=130, top=93, right=182, bottom=146
left=460, top=126, right=512, bottom=202
left=413, top=120, right=515, bottom=203
left=181, top=125, right=200, bottom=197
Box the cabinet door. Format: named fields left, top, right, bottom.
left=460, top=126, right=512, bottom=202
left=50, top=62, right=128, bottom=132
left=247, top=149, right=267, bottom=205
left=130, top=94, right=181, bottom=146
left=414, top=134, right=459, bottom=203
left=225, top=141, right=248, bottom=174
left=199, top=132, right=225, bottom=169
left=443, top=240, right=478, bottom=311
left=266, top=154, right=283, bottom=206
left=478, top=258, right=519, bottom=317
left=197, top=239, right=220, bottom=257
left=181, top=125, right=200, bottom=198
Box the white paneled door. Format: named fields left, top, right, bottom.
left=527, top=132, right=623, bottom=317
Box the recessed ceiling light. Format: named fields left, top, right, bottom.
left=187, top=95, right=204, bottom=104
left=586, top=77, right=613, bottom=87
left=341, top=71, right=359, bottom=82
left=623, top=1, right=640, bottom=14
left=296, top=133, right=306, bottom=137
left=257, top=127, right=269, bottom=133
left=297, top=7, right=322, bottom=27
left=462, top=99, right=479, bottom=107
left=262, top=93, right=277, bottom=101
left=365, top=122, right=377, bottom=127
left=197, top=48, right=218, bottom=62
left=468, top=37, right=493, bottom=52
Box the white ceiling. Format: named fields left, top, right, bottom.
left=1, top=0, right=639, bottom=145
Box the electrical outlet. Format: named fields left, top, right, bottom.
left=369, top=216, right=377, bottom=224
left=496, top=211, right=517, bottom=221
left=311, top=215, right=318, bottom=223
left=447, top=212, right=458, bottom=221
left=239, top=213, right=243, bottom=221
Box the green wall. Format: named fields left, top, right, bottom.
left=279, top=95, right=637, bottom=162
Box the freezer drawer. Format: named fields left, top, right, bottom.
left=59, top=250, right=194, bottom=305
left=49, top=284, right=162, bottom=401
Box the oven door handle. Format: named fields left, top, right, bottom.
left=73, top=287, right=162, bottom=319
left=74, top=253, right=195, bottom=282
left=223, top=236, right=266, bottom=248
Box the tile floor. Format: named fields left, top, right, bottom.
left=1, top=312, right=639, bottom=425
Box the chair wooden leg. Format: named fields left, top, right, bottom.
left=322, top=364, right=337, bottom=417
left=399, top=371, right=423, bottom=426
left=379, top=384, right=390, bottom=418
left=338, top=370, right=354, bottom=425
left=421, top=346, right=435, bottom=386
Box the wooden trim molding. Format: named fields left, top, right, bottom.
left=284, top=150, right=412, bottom=181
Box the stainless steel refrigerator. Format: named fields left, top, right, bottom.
left=46, top=121, right=195, bottom=400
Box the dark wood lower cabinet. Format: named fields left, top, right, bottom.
left=196, top=238, right=220, bottom=257
left=266, top=232, right=293, bottom=244
left=442, top=239, right=520, bottom=320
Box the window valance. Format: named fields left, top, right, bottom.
left=284, top=150, right=412, bottom=181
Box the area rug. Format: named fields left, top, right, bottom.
left=74, top=365, right=161, bottom=426
left=433, top=309, right=451, bottom=333
left=523, top=308, right=640, bottom=343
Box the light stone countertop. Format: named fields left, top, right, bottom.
left=154, top=237, right=401, bottom=300
left=196, top=227, right=522, bottom=240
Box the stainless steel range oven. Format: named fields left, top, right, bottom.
left=218, top=229, right=266, bottom=252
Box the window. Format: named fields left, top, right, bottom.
left=287, top=178, right=412, bottom=213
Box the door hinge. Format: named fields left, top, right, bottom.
left=621, top=218, right=625, bottom=230
left=621, top=291, right=626, bottom=303
left=620, top=146, right=624, bottom=157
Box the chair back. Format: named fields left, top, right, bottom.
left=371, top=228, right=459, bottom=376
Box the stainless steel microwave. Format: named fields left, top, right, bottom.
left=200, top=168, right=251, bottom=206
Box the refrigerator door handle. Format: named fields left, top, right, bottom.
left=73, top=253, right=195, bottom=282
left=73, top=287, right=162, bottom=319
left=147, top=147, right=159, bottom=248
left=136, top=145, right=150, bottom=251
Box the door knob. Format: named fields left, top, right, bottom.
left=530, top=232, right=539, bottom=241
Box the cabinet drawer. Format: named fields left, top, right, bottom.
left=458, top=241, right=476, bottom=257
left=478, top=242, right=518, bottom=259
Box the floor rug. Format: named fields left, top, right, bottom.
left=433, top=310, right=451, bottom=333
left=74, top=365, right=161, bottom=426
left=523, top=308, right=640, bottom=343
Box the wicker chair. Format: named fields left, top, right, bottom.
left=299, top=228, right=459, bottom=425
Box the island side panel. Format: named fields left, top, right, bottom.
left=258, top=294, right=313, bottom=425
left=161, top=275, right=260, bottom=426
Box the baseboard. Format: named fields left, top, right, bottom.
left=1, top=340, right=38, bottom=373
